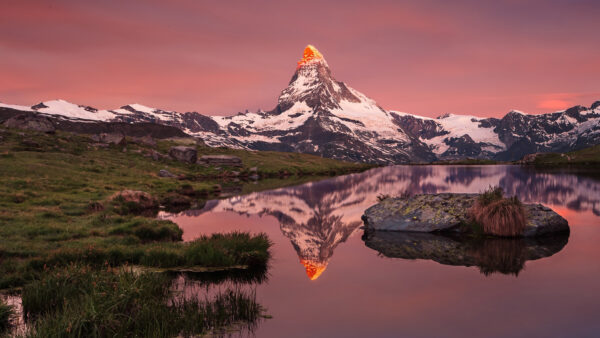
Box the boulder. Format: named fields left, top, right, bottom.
left=198, top=155, right=242, bottom=167
left=158, top=169, right=176, bottom=178
left=3, top=114, right=55, bottom=133
left=169, top=146, right=197, bottom=163
left=91, top=132, right=126, bottom=145
left=362, top=193, right=569, bottom=237
left=131, top=135, right=156, bottom=147
left=148, top=150, right=168, bottom=161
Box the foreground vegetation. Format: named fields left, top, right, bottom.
left=0, top=124, right=373, bottom=335
left=0, top=299, right=13, bottom=334
left=20, top=266, right=263, bottom=337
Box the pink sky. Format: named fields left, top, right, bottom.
left=1, top=0, right=599, bottom=117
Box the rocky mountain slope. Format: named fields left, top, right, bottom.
left=2, top=45, right=599, bottom=163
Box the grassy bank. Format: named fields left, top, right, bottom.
left=0, top=124, right=372, bottom=334
left=0, top=126, right=294, bottom=335
left=0, top=126, right=369, bottom=287
left=523, top=144, right=600, bottom=166
left=22, top=266, right=264, bottom=337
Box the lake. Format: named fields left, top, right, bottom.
left=162, top=165, right=600, bottom=338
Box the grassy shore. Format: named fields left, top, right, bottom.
left=523, top=144, right=600, bottom=166
left=0, top=125, right=371, bottom=335
left=0, top=126, right=369, bottom=287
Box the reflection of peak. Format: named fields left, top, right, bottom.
left=300, top=259, right=328, bottom=280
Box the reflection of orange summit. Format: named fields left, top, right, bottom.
left=300, top=259, right=328, bottom=280
left=297, top=45, right=324, bottom=68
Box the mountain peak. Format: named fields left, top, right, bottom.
left=300, top=259, right=327, bottom=281
left=297, top=45, right=325, bottom=68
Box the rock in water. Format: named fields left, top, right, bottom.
left=362, top=193, right=569, bottom=237
left=3, top=114, right=55, bottom=133
left=169, top=146, right=197, bottom=163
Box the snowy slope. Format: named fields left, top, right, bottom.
left=1, top=45, right=599, bottom=163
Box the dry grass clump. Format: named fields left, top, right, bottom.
left=470, top=186, right=527, bottom=237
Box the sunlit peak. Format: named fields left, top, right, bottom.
left=297, top=45, right=324, bottom=68
left=300, top=259, right=328, bottom=280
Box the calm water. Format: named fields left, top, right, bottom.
left=163, top=165, right=600, bottom=338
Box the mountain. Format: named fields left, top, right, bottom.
left=1, top=45, right=599, bottom=163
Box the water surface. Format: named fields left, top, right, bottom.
left=163, top=165, right=600, bottom=338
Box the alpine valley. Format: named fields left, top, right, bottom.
left=1, top=45, right=599, bottom=164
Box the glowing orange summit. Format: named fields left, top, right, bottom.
left=297, top=45, right=324, bottom=68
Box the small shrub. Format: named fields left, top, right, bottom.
left=471, top=195, right=527, bottom=237
left=110, top=219, right=183, bottom=242
left=87, top=201, right=105, bottom=213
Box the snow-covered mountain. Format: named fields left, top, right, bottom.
left=2, top=45, right=599, bottom=163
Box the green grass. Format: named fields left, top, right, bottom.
left=0, top=299, right=13, bottom=334
left=0, top=126, right=367, bottom=289
left=0, top=125, right=367, bottom=335
left=23, top=266, right=264, bottom=337
left=524, top=144, right=600, bottom=166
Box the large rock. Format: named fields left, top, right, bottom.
left=91, top=132, right=126, bottom=145
left=131, top=135, right=156, bottom=147
left=158, top=169, right=176, bottom=178
left=169, top=146, right=197, bottom=163
left=362, top=193, right=569, bottom=237
left=362, top=231, right=569, bottom=276
left=198, top=155, right=242, bottom=167
left=3, top=114, right=55, bottom=133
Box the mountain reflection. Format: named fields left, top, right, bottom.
left=168, top=165, right=600, bottom=279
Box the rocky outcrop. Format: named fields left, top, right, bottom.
left=158, top=169, right=176, bottom=178
left=198, top=155, right=242, bottom=167
left=362, top=231, right=569, bottom=276
left=131, top=135, right=156, bottom=147
left=91, top=132, right=126, bottom=145
left=362, top=193, right=569, bottom=237
left=169, top=146, right=197, bottom=163
left=3, top=114, right=55, bottom=133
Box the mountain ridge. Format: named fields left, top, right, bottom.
left=2, top=45, right=599, bottom=164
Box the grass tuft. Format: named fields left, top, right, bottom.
left=470, top=186, right=527, bottom=237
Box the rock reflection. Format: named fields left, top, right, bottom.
left=362, top=231, right=569, bottom=276
left=167, top=165, right=599, bottom=279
